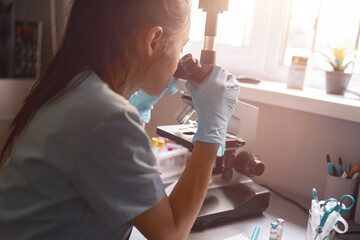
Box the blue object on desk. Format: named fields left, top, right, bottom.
left=251, top=226, right=260, bottom=240
left=312, top=188, right=319, bottom=203
left=319, top=198, right=338, bottom=231
left=337, top=195, right=354, bottom=216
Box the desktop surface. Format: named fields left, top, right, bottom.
left=188, top=192, right=308, bottom=240
left=130, top=190, right=360, bottom=239
left=129, top=192, right=308, bottom=240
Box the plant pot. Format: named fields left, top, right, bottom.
left=325, top=71, right=352, bottom=95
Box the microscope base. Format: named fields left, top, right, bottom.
left=194, top=178, right=270, bottom=229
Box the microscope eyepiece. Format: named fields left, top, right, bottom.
left=174, top=54, right=213, bottom=83
left=173, top=54, right=214, bottom=124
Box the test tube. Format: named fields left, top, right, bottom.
left=158, top=139, right=165, bottom=152
left=152, top=137, right=159, bottom=153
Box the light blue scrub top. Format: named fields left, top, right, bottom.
left=0, top=71, right=165, bottom=240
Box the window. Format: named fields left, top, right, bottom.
left=184, top=0, right=360, bottom=89
left=189, top=0, right=256, bottom=47
left=282, top=0, right=360, bottom=75
left=281, top=0, right=321, bottom=66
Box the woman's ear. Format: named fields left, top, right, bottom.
left=145, top=26, right=164, bottom=56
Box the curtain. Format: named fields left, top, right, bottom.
left=50, top=0, right=72, bottom=53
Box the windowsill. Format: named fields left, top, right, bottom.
left=238, top=80, right=360, bottom=123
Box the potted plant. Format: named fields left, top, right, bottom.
left=320, top=46, right=356, bottom=95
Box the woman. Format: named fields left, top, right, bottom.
left=0, top=0, right=239, bottom=239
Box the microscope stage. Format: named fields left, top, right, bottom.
left=156, top=124, right=245, bottom=151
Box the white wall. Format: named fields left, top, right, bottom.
left=145, top=93, right=185, bottom=138
left=245, top=100, right=360, bottom=200
left=0, top=0, right=54, bottom=148
left=0, top=80, right=35, bottom=147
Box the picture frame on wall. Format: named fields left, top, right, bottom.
left=12, top=20, right=42, bottom=79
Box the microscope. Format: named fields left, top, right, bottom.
left=157, top=105, right=270, bottom=228
left=156, top=0, right=270, bottom=228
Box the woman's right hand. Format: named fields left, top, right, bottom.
left=185, top=65, right=240, bottom=156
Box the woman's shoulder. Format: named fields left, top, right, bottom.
left=31, top=71, right=141, bottom=137
left=55, top=71, right=139, bottom=122
left=74, top=71, right=136, bottom=114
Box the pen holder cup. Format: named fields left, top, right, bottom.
left=324, top=174, right=358, bottom=219
left=355, top=184, right=360, bottom=224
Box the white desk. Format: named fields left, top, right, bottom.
left=129, top=192, right=308, bottom=240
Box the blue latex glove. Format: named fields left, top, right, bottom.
left=185, top=65, right=240, bottom=156
left=129, top=77, right=182, bottom=123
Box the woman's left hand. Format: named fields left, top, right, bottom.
left=128, top=77, right=182, bottom=123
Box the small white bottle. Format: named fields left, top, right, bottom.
left=277, top=218, right=285, bottom=240
left=269, top=222, right=278, bottom=240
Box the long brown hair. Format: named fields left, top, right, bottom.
left=0, top=0, right=190, bottom=168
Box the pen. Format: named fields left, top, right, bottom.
left=331, top=163, right=337, bottom=177
left=326, top=154, right=333, bottom=176
left=334, top=164, right=341, bottom=177
left=346, top=164, right=351, bottom=175
left=349, top=166, right=360, bottom=178
left=338, top=157, right=343, bottom=173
